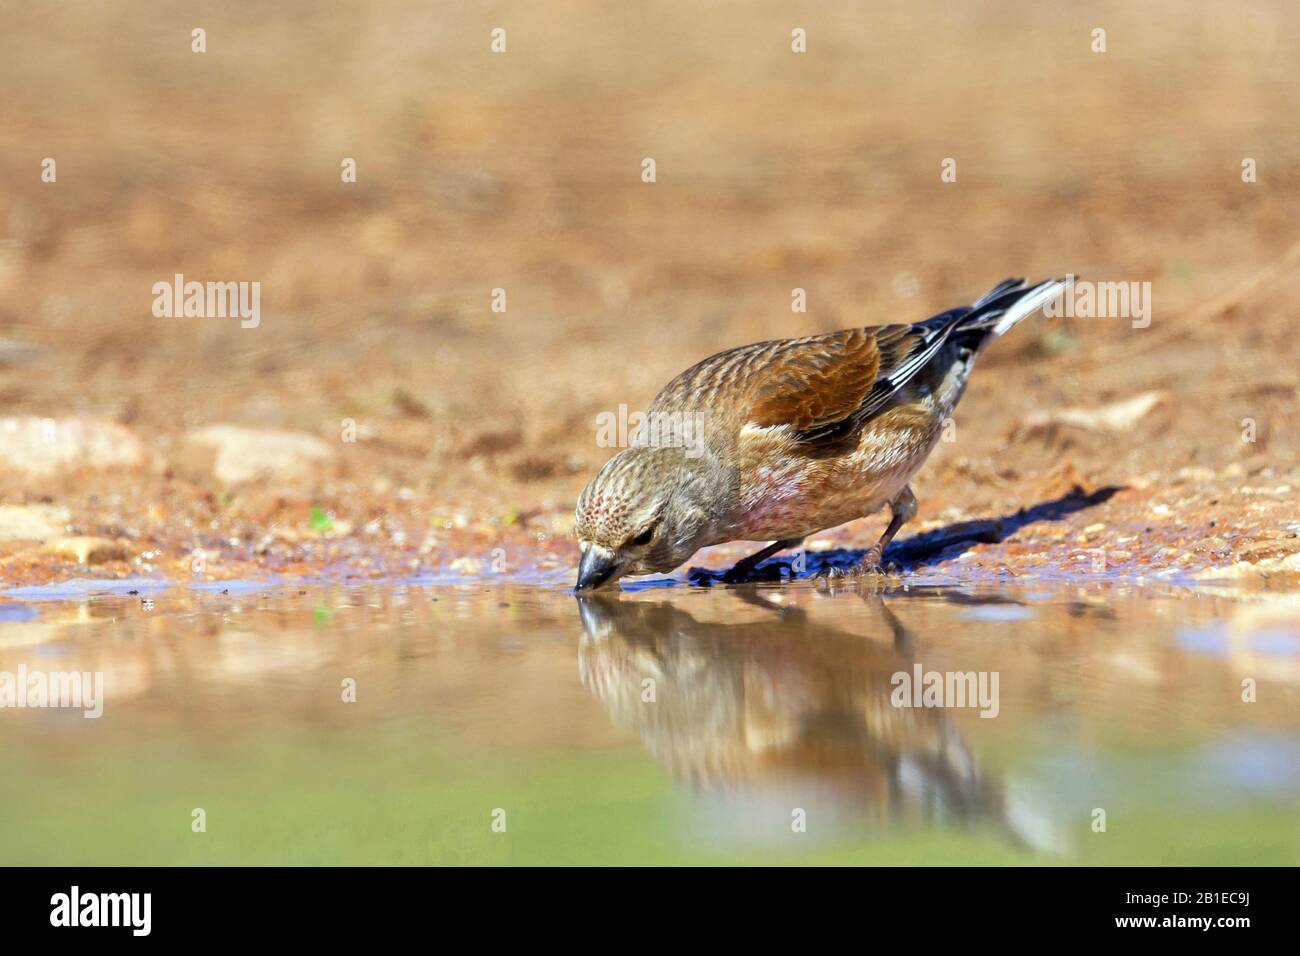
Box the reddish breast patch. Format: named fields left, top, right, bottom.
left=737, top=465, right=811, bottom=538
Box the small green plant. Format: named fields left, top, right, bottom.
left=310, top=507, right=334, bottom=533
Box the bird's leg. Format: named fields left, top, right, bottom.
left=856, top=484, right=917, bottom=573
left=721, top=537, right=804, bottom=584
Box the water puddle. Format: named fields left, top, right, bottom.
left=0, top=577, right=1295, bottom=864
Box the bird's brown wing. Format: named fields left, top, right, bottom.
left=747, top=328, right=882, bottom=434
left=850, top=310, right=969, bottom=426
left=650, top=279, right=1045, bottom=446
left=748, top=317, right=966, bottom=442
left=648, top=317, right=965, bottom=443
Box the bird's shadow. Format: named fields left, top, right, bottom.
left=688, top=484, right=1122, bottom=585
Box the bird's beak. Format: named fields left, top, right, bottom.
left=575, top=544, right=622, bottom=592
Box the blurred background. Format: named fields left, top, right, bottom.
left=0, top=0, right=1297, bottom=579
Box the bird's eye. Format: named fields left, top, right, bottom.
left=631, top=526, right=655, bottom=547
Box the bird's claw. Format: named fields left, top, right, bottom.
left=859, top=546, right=886, bottom=571
left=812, top=548, right=899, bottom=589
left=813, top=564, right=858, bottom=590
left=854, top=546, right=904, bottom=576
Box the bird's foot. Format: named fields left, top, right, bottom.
left=852, top=545, right=896, bottom=576
left=812, top=546, right=899, bottom=589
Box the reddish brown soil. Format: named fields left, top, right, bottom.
left=0, top=3, right=1296, bottom=590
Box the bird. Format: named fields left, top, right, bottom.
left=574, top=277, right=1065, bottom=591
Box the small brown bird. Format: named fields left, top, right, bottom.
left=575, top=278, right=1065, bottom=590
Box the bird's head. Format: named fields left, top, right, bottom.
left=574, top=445, right=719, bottom=591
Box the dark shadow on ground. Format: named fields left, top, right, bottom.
left=688, top=485, right=1122, bottom=585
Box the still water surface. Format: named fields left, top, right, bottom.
left=0, top=576, right=1296, bottom=864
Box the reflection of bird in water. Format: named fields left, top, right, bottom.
left=577, top=590, right=1054, bottom=847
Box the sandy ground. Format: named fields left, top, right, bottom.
left=0, top=1, right=1297, bottom=588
